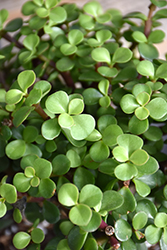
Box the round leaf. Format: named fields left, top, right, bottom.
left=117, top=134, right=143, bottom=155
left=102, top=124, right=123, bottom=147
left=114, top=163, right=138, bottom=181
left=58, top=183, right=79, bottom=207
left=23, top=34, right=40, bottom=51
left=112, top=146, right=129, bottom=162
left=68, top=29, right=84, bottom=45
left=132, top=211, right=148, bottom=230
left=69, top=204, right=92, bottom=226
left=83, top=1, right=102, bottom=17
left=68, top=98, right=84, bottom=115
left=136, top=156, right=159, bottom=175
left=100, top=190, right=124, bottom=212
left=132, top=31, right=147, bottom=43
left=112, top=47, right=132, bottom=64
left=136, top=199, right=157, bottom=219
left=5, top=89, right=23, bottom=105
left=83, top=88, right=103, bottom=105
left=148, top=29, right=165, bottom=43
left=115, top=219, right=132, bottom=241
left=49, top=6, right=67, bottom=24
left=91, top=47, right=111, bottom=64
left=52, top=154, right=71, bottom=175
left=130, top=149, right=149, bottom=166
left=57, top=239, right=71, bottom=250
left=71, top=114, right=95, bottom=140
left=33, top=158, right=52, bottom=179
left=145, top=225, right=162, bottom=244
left=5, top=140, right=26, bottom=160
left=145, top=97, right=167, bottom=120
left=38, top=178, right=56, bottom=198
left=46, top=91, right=69, bottom=114
left=137, top=60, right=154, bottom=78
left=79, top=184, right=102, bottom=207
left=89, top=141, right=109, bottom=162
left=129, top=115, right=149, bottom=135
left=42, top=118, right=61, bottom=140
left=60, top=43, right=77, bottom=56
left=17, top=70, right=36, bottom=92
left=156, top=63, right=167, bottom=79
left=43, top=200, right=60, bottom=224
left=143, top=126, right=163, bottom=141
left=31, top=228, right=44, bottom=244
left=58, top=113, right=74, bottom=128
left=13, top=106, right=35, bottom=127
left=98, top=66, right=118, bottom=78
left=0, top=183, right=17, bottom=203
left=56, top=57, right=75, bottom=72
left=13, top=173, right=31, bottom=192
left=154, top=212, right=167, bottom=228
left=0, top=202, right=7, bottom=218
left=136, top=91, right=150, bottom=106
left=138, top=43, right=159, bottom=60
left=80, top=210, right=101, bottom=232
left=25, top=167, right=35, bottom=178
left=133, top=179, right=151, bottom=197
left=120, top=94, right=139, bottom=114
left=13, top=232, right=31, bottom=249
left=73, top=167, right=95, bottom=190
left=23, top=126, right=38, bottom=143
left=68, top=226, right=88, bottom=250
left=66, top=149, right=81, bottom=168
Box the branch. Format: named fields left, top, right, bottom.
left=33, top=103, right=49, bottom=120
left=144, top=3, right=156, bottom=38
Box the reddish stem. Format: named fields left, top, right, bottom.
left=33, top=103, right=49, bottom=120
left=144, top=4, right=156, bottom=38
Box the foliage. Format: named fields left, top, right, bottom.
left=0, top=0, right=167, bottom=249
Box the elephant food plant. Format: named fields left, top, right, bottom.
left=1, top=0, right=167, bottom=249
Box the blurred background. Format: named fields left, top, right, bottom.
left=0, top=0, right=167, bottom=57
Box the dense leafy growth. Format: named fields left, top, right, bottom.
left=0, top=0, right=167, bottom=249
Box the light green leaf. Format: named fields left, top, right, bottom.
left=45, top=91, right=69, bottom=114
left=69, top=204, right=92, bottom=226
left=58, top=183, right=79, bottom=207
left=91, top=47, right=111, bottom=64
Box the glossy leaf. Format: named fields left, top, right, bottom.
left=0, top=9, right=9, bottom=29
left=23, top=34, right=40, bottom=51
left=68, top=29, right=84, bottom=45
left=145, top=225, right=162, bottom=244
left=13, top=106, right=35, bottom=127
left=0, top=183, right=17, bottom=203
left=120, top=94, right=139, bottom=114
left=136, top=156, right=159, bottom=175
left=43, top=200, right=60, bottom=224
left=58, top=183, right=79, bottom=206
left=23, top=126, right=38, bottom=143
left=115, top=219, right=132, bottom=241
left=115, top=163, right=138, bottom=181
left=156, top=63, right=167, bottom=79
left=132, top=31, right=147, bottom=43
left=69, top=204, right=92, bottom=226
left=25, top=88, right=42, bottom=106
left=38, top=178, right=56, bottom=198
left=154, top=212, right=167, bottom=228
left=100, top=190, right=124, bottom=212
left=102, top=124, right=123, bottom=147
left=83, top=88, right=103, bottom=105
left=56, top=57, right=75, bottom=72
left=91, top=47, right=111, bottom=64
left=117, top=134, right=143, bottom=156
left=42, top=118, right=61, bottom=140
left=138, top=43, right=159, bottom=60
left=57, top=239, right=71, bottom=250
left=68, top=226, right=88, bottom=250
left=0, top=202, right=7, bottom=218
left=5, top=140, right=26, bottom=160
left=148, top=29, right=165, bottom=43
left=58, top=113, right=74, bottom=128
left=49, top=6, right=67, bottom=24
left=136, top=199, right=157, bottom=219
left=5, top=89, right=24, bottom=105
left=132, top=211, right=148, bottom=230
left=13, top=173, right=31, bottom=192
left=66, top=149, right=81, bottom=168
left=137, top=60, right=154, bottom=78
left=46, top=91, right=69, bottom=114
left=113, top=146, right=129, bottom=162
left=79, top=184, right=102, bottom=207
left=145, top=97, right=167, bottom=120
left=83, top=1, right=102, bottom=17
left=80, top=210, right=101, bottom=232
left=73, top=167, right=95, bottom=190
left=52, top=154, right=70, bottom=175
left=17, top=70, right=36, bottom=92
left=13, top=232, right=31, bottom=249
left=33, top=158, right=52, bottom=179
left=68, top=98, right=84, bottom=115
left=31, top=228, right=44, bottom=244
left=130, top=149, right=149, bottom=166
left=112, top=47, right=132, bottom=64
left=89, top=141, right=109, bottom=162
left=133, top=179, right=151, bottom=197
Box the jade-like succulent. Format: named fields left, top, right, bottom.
left=0, top=0, right=167, bottom=249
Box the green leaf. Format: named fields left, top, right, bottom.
left=79, top=14, right=95, bottom=30
left=46, top=91, right=69, bottom=114
left=0, top=183, right=17, bottom=203
left=23, top=34, right=40, bottom=51
left=137, top=156, right=159, bottom=175
left=34, top=80, right=51, bottom=98
left=102, top=124, right=123, bottom=147
left=0, top=202, right=7, bottom=218
left=69, top=204, right=92, bottom=226
left=132, top=83, right=152, bottom=96
left=85, top=129, right=102, bottom=141
left=33, top=158, right=52, bottom=179
left=135, top=106, right=149, bottom=120
left=99, top=158, right=118, bottom=176
left=151, top=0, right=167, bottom=7
left=52, top=154, right=70, bottom=175
left=83, top=88, right=103, bottom=105
left=13, top=232, right=31, bottom=249
left=84, top=237, right=98, bottom=249
left=58, top=113, right=74, bottom=128
left=21, top=1, right=37, bottom=15
left=96, top=30, right=112, bottom=43
left=59, top=221, right=74, bottom=236
left=68, top=29, right=84, bottom=45
left=80, top=210, right=101, bottom=232
left=56, top=57, right=75, bottom=72
left=68, top=226, right=88, bottom=250
left=58, top=183, right=79, bottom=206
left=115, top=219, right=132, bottom=241
left=13, top=208, right=22, bottom=223
left=79, top=184, right=102, bottom=207
left=89, top=141, right=109, bottom=162
left=36, top=7, right=49, bottom=18
left=73, top=167, right=95, bottom=190
left=117, top=134, right=143, bottom=156
left=25, top=167, right=35, bottom=178
left=5, top=18, right=23, bottom=32
left=17, top=70, right=36, bottom=93
left=43, top=200, right=60, bottom=224
left=145, top=97, right=167, bottom=120
left=96, top=13, right=112, bottom=23
left=148, top=29, right=165, bottom=43
left=70, top=114, right=95, bottom=140
left=25, top=88, right=42, bottom=106
left=38, top=178, right=56, bottom=198
left=49, top=6, right=67, bottom=24
left=100, top=190, right=124, bottom=212
left=5, top=140, right=26, bottom=160
left=60, top=43, right=77, bottom=56
left=132, top=211, right=148, bottom=230
left=133, top=179, right=151, bottom=197
left=97, top=66, right=118, bottom=78
left=120, top=94, right=139, bottom=114
left=154, top=212, right=167, bottom=228
left=57, top=239, right=71, bottom=250
left=5, top=89, right=24, bottom=105
left=137, top=60, right=155, bottom=78
left=115, top=163, right=138, bottom=181
left=13, top=173, right=31, bottom=192
left=42, top=118, right=61, bottom=140
left=156, top=63, right=167, bottom=79
left=112, top=47, right=132, bottom=64
left=138, top=43, right=159, bottom=60
left=83, top=1, right=102, bottom=17
left=45, top=0, right=58, bottom=9
left=68, top=98, right=84, bottom=115
left=130, top=149, right=149, bottom=166
left=115, top=187, right=137, bottom=215
left=31, top=228, right=44, bottom=244
left=136, top=92, right=150, bottom=106
left=145, top=225, right=162, bottom=244
left=132, top=31, right=147, bottom=43
left=97, top=115, right=117, bottom=133
left=144, top=126, right=163, bottom=141
left=112, top=146, right=129, bottom=162
left=66, top=149, right=81, bottom=168
left=0, top=9, right=9, bottom=29
left=13, top=106, right=35, bottom=127
left=23, top=126, right=38, bottom=143
left=136, top=199, right=157, bottom=219
left=91, top=47, right=111, bottom=64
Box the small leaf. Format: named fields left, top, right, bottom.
left=133, top=179, right=151, bottom=197
left=43, top=200, right=60, bottom=224
left=79, top=14, right=95, bottom=30
left=13, top=106, right=35, bottom=127
left=0, top=183, right=17, bottom=203
left=68, top=226, right=88, bottom=250
left=91, top=47, right=111, bottom=64
left=115, top=163, right=138, bottom=181
left=5, top=140, right=26, bottom=160
left=57, top=239, right=71, bottom=250
left=13, top=173, right=31, bottom=192
left=23, top=34, right=40, bottom=51
left=60, top=43, right=77, bottom=56
left=83, top=88, right=103, bottom=105
left=13, top=232, right=31, bottom=249
left=89, top=141, right=109, bottom=162
left=96, top=30, right=112, bottom=43
left=132, top=211, right=148, bottom=230
left=136, top=199, right=157, bottom=219
left=31, top=228, right=45, bottom=244
left=58, top=113, right=74, bottom=128
left=68, top=29, right=84, bottom=45
left=33, top=158, right=52, bottom=179
left=25, top=88, right=42, bottom=106
left=0, top=9, right=8, bottom=29
left=115, top=219, right=132, bottom=242
left=45, top=91, right=69, bottom=114
left=13, top=208, right=22, bottom=223
left=5, top=18, right=23, bottom=32
left=98, top=66, right=118, bottom=78
left=69, top=204, right=92, bottom=226
left=25, top=167, right=35, bottom=178
left=58, top=183, right=79, bottom=207
left=100, top=190, right=124, bottom=212
left=117, top=134, right=143, bottom=155
left=38, top=178, right=56, bottom=198
left=49, top=6, right=67, bottom=24
left=23, top=126, right=38, bottom=143
left=130, top=149, right=149, bottom=166
left=17, top=70, right=36, bottom=92
left=79, top=184, right=103, bottom=207
left=156, top=63, right=167, bottom=79
left=137, top=60, right=155, bottom=78
left=80, top=210, right=101, bottom=232
left=68, top=98, right=84, bottom=115
left=132, top=31, right=147, bottom=43
left=136, top=91, right=150, bottom=106
left=73, top=167, right=95, bottom=190
left=56, top=57, right=75, bottom=72
left=120, top=94, right=139, bottom=114
left=83, top=1, right=103, bottom=17
left=112, top=47, right=132, bottom=64
left=5, top=89, right=24, bottom=105
left=45, top=0, right=58, bottom=9
left=52, top=154, right=71, bottom=175
left=148, top=29, right=165, bottom=43
left=66, top=149, right=81, bottom=168
left=0, top=202, right=7, bottom=218
left=154, top=212, right=167, bottom=228
left=102, top=124, right=123, bottom=147
left=145, top=225, right=162, bottom=244
left=138, top=43, right=159, bottom=60
left=42, top=118, right=61, bottom=140
left=145, top=97, right=167, bottom=120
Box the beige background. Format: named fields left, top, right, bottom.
left=0, top=0, right=167, bottom=58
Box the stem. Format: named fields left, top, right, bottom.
left=33, top=103, right=49, bottom=120
left=144, top=4, right=156, bottom=38
left=2, top=32, right=24, bottom=49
